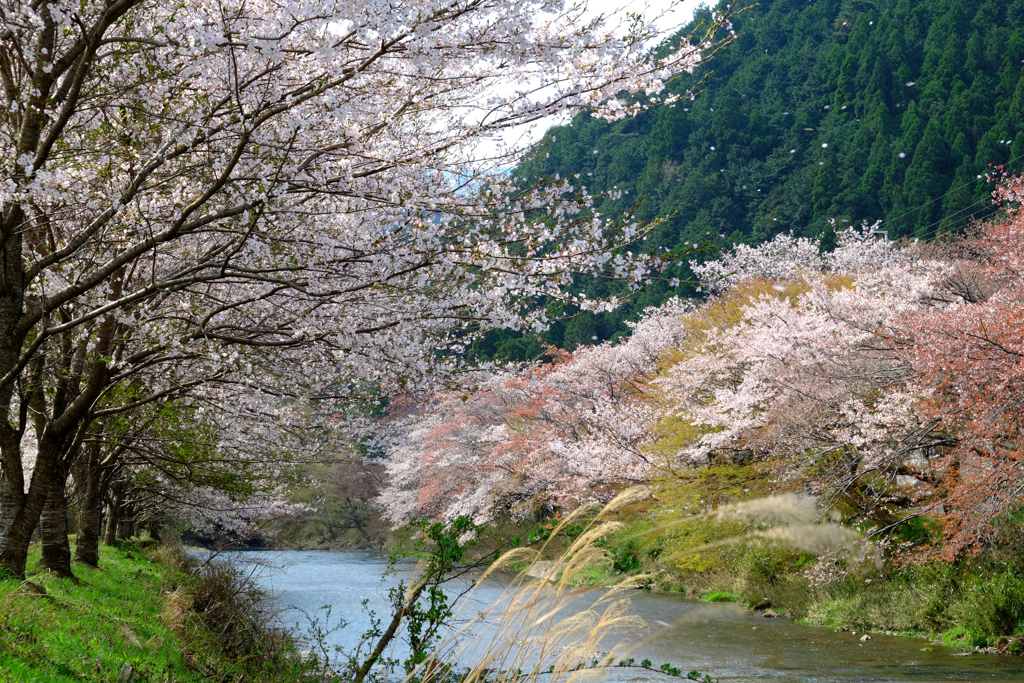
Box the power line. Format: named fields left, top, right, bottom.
left=909, top=193, right=998, bottom=235
left=878, top=149, right=1024, bottom=232
left=915, top=203, right=1004, bottom=243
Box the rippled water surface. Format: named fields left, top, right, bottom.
left=229, top=550, right=1024, bottom=682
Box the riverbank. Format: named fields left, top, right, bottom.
left=0, top=540, right=319, bottom=682
left=514, top=491, right=1024, bottom=655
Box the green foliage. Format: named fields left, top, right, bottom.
left=369, top=516, right=483, bottom=678
left=611, top=541, right=643, bottom=573
left=467, top=329, right=544, bottom=363
left=270, top=459, right=388, bottom=550
left=561, top=315, right=597, bottom=352
left=741, top=544, right=811, bottom=588
left=940, top=625, right=991, bottom=648
left=701, top=590, right=738, bottom=603
left=890, top=515, right=943, bottom=546
left=807, top=560, right=1024, bottom=639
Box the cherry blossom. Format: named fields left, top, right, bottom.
left=377, top=300, right=692, bottom=524
left=0, top=0, right=736, bottom=577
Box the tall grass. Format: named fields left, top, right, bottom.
left=400, top=488, right=850, bottom=683
left=418, top=488, right=648, bottom=683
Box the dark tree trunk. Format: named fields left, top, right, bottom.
left=0, top=19, right=72, bottom=578
left=39, top=420, right=89, bottom=577
left=74, top=456, right=105, bottom=567
left=38, top=475, right=73, bottom=578
left=0, top=480, right=54, bottom=578
left=103, top=486, right=120, bottom=547
left=0, top=438, right=59, bottom=579
left=117, top=501, right=133, bottom=540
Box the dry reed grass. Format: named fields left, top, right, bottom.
left=396, top=488, right=862, bottom=683
left=161, top=588, right=194, bottom=631
left=406, top=487, right=652, bottom=683
left=620, top=492, right=865, bottom=565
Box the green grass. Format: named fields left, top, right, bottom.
left=939, top=625, right=989, bottom=649
left=0, top=541, right=203, bottom=683
left=567, top=562, right=613, bottom=587
left=700, top=591, right=738, bottom=603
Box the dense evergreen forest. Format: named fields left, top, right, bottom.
left=470, top=0, right=1024, bottom=360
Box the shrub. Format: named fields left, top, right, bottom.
left=701, top=591, right=738, bottom=603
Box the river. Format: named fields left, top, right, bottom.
left=228, top=550, right=1024, bottom=682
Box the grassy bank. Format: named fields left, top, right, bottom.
left=487, top=487, right=1024, bottom=653
left=0, top=540, right=317, bottom=682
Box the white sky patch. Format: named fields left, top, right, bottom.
left=474, top=0, right=707, bottom=160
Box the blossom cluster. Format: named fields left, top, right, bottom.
left=377, top=300, right=692, bottom=524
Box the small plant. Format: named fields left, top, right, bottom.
left=940, top=625, right=989, bottom=649
left=701, top=591, right=738, bottom=603
left=611, top=542, right=643, bottom=573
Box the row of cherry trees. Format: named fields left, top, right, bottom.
left=379, top=177, right=1024, bottom=559
left=0, top=0, right=737, bottom=578
left=379, top=299, right=691, bottom=525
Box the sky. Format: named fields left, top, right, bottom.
left=476, top=0, right=708, bottom=160
left=589, top=0, right=706, bottom=36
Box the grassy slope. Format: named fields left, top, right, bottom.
left=585, top=494, right=1024, bottom=651
left=0, top=542, right=200, bottom=683
left=480, top=472, right=1024, bottom=651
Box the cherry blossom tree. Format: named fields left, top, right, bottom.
left=377, top=300, right=691, bottom=524
left=899, top=176, right=1024, bottom=557
left=79, top=380, right=316, bottom=556
left=0, top=0, right=736, bottom=577
left=661, top=216, right=1024, bottom=551
left=662, top=228, right=957, bottom=523
left=376, top=185, right=1024, bottom=560
left=376, top=225, right=951, bottom=530
left=690, top=222, right=890, bottom=293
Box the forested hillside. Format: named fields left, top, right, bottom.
left=473, top=0, right=1024, bottom=357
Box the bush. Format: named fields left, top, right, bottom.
left=804, top=559, right=1024, bottom=641
left=187, top=559, right=282, bottom=658
left=153, top=546, right=322, bottom=681
left=701, top=591, right=737, bottom=603
left=947, top=568, right=1024, bottom=637
left=611, top=542, right=643, bottom=573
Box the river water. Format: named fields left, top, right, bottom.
left=229, top=550, right=1024, bottom=682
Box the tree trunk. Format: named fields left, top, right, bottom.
left=74, top=457, right=105, bottom=567
left=117, top=500, right=133, bottom=540
left=0, top=481, right=54, bottom=578
left=38, top=475, right=74, bottom=578
left=103, top=487, right=120, bottom=547
left=0, top=438, right=59, bottom=579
